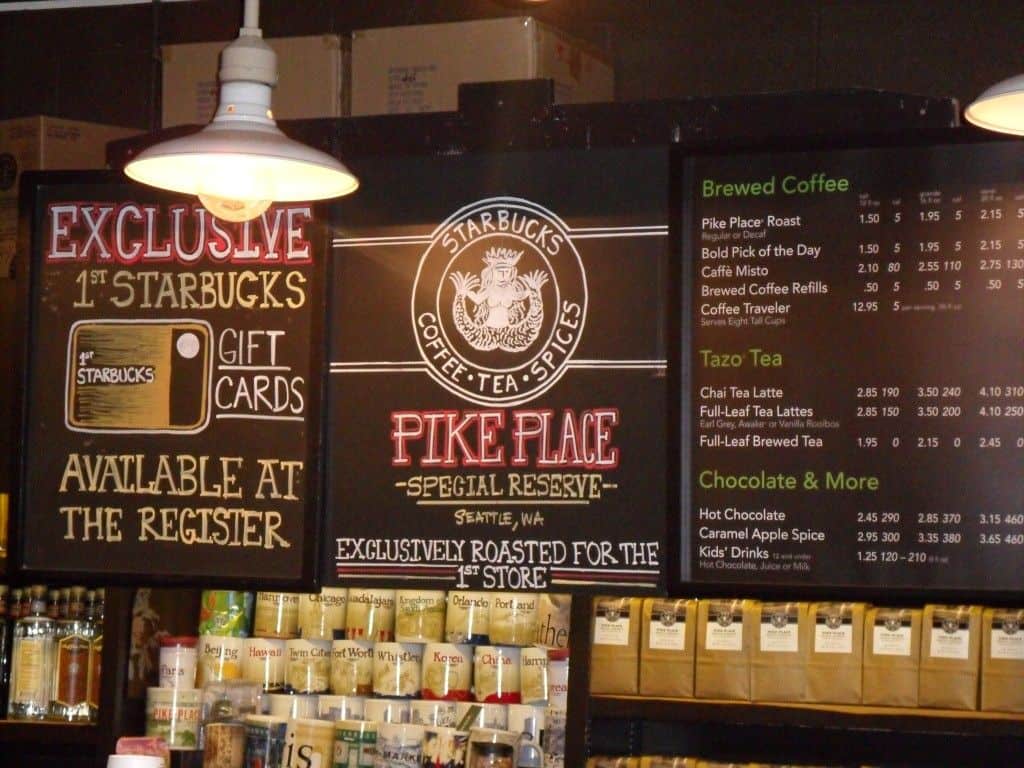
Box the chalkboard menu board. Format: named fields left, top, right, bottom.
left=325, top=149, right=668, bottom=593
left=684, top=141, right=1024, bottom=592
left=16, top=173, right=323, bottom=586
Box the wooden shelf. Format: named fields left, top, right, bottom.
left=0, top=719, right=98, bottom=744
left=590, top=695, right=1024, bottom=738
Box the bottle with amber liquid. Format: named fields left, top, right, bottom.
left=8, top=585, right=55, bottom=719
left=85, top=588, right=103, bottom=722
left=50, top=586, right=91, bottom=721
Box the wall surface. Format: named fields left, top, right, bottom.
left=0, top=0, right=1021, bottom=129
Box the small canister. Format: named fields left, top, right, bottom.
left=242, top=637, right=286, bottom=692
left=197, top=635, right=244, bottom=688
left=243, top=714, right=287, bottom=768
left=199, top=591, right=253, bottom=638
left=394, top=590, right=446, bottom=643
left=487, top=594, right=538, bottom=647
left=284, top=717, right=335, bottom=768
left=297, top=588, right=348, bottom=641
left=421, top=643, right=472, bottom=701
left=253, top=592, right=301, bottom=639
left=334, top=718, right=377, bottom=768
left=159, top=636, right=198, bottom=690
left=373, top=642, right=423, bottom=698
left=285, top=638, right=331, bottom=694
left=203, top=721, right=246, bottom=768
left=331, top=639, right=375, bottom=695
left=518, top=647, right=548, bottom=705
left=445, top=592, right=490, bottom=644
left=346, top=588, right=396, bottom=642
left=145, top=687, right=201, bottom=750
left=473, top=647, right=521, bottom=704
left=466, top=728, right=519, bottom=768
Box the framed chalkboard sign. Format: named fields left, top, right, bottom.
left=324, top=148, right=671, bottom=593
left=682, top=140, right=1024, bottom=595
left=12, top=171, right=324, bottom=587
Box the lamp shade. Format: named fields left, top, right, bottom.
left=124, top=120, right=359, bottom=202
left=964, top=73, right=1024, bottom=136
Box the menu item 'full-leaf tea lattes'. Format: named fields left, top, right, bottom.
left=751, top=601, right=808, bottom=703
left=862, top=606, right=921, bottom=708
left=981, top=607, right=1024, bottom=712
left=919, top=604, right=982, bottom=710
left=589, top=597, right=642, bottom=695
left=805, top=602, right=865, bottom=705
left=639, top=598, right=696, bottom=699
left=695, top=599, right=756, bottom=701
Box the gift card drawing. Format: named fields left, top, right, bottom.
left=65, top=319, right=213, bottom=433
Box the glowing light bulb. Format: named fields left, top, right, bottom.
left=198, top=193, right=272, bottom=222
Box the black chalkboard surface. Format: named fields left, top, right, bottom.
left=14, top=172, right=324, bottom=586
left=324, top=148, right=670, bottom=593
left=684, top=141, right=1024, bottom=593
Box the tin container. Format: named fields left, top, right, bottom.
left=204, top=721, right=246, bottom=768
left=199, top=591, right=253, bottom=638
left=145, top=686, right=201, bottom=750
left=159, top=636, right=198, bottom=690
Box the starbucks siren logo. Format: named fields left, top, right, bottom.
left=412, top=197, right=587, bottom=407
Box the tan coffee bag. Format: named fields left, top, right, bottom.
left=639, top=598, right=697, bottom=698
left=588, top=757, right=641, bottom=768
left=980, top=607, right=1023, bottom=712
left=695, top=599, right=756, bottom=701
left=919, top=604, right=981, bottom=710
left=589, top=596, right=642, bottom=695
left=751, top=602, right=808, bottom=703
left=640, top=758, right=695, bottom=768
left=805, top=602, right=865, bottom=704
left=862, top=606, right=921, bottom=708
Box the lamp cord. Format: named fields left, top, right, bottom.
left=243, top=0, right=259, bottom=31
left=149, top=0, right=161, bottom=132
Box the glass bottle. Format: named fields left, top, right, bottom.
left=86, top=588, right=104, bottom=722
left=0, top=585, right=8, bottom=717
left=57, top=587, right=71, bottom=621
left=45, top=589, right=60, bottom=621
left=8, top=588, right=21, bottom=623
left=50, top=585, right=91, bottom=721
left=8, top=585, right=56, bottom=719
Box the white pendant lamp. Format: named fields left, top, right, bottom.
left=965, top=73, right=1024, bottom=136
left=125, top=0, right=358, bottom=221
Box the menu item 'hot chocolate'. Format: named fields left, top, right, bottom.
left=695, top=599, right=755, bottom=701
left=981, top=607, right=1024, bottom=713
left=862, top=607, right=921, bottom=708
left=751, top=601, right=807, bottom=703
left=640, top=598, right=696, bottom=699
left=805, top=602, right=864, bottom=705
left=919, top=604, right=982, bottom=710
left=589, top=597, right=641, bottom=696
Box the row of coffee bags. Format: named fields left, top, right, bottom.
left=589, top=598, right=1024, bottom=712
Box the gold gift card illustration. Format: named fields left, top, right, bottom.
left=66, top=319, right=212, bottom=433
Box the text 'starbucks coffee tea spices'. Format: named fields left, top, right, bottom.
left=805, top=602, right=865, bottom=705
left=862, top=606, right=921, bottom=708
left=639, top=598, right=696, bottom=699
left=695, top=599, right=755, bottom=701
left=920, top=604, right=982, bottom=710
left=981, top=607, right=1024, bottom=712
left=589, top=597, right=641, bottom=695
left=751, top=601, right=808, bottom=703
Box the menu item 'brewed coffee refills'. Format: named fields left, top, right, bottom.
left=695, top=599, right=755, bottom=701
left=589, top=597, right=641, bottom=695
left=640, top=598, right=696, bottom=699
left=347, top=588, right=396, bottom=642
left=981, top=608, right=1024, bottom=712
left=862, top=607, right=921, bottom=708
left=395, top=590, right=446, bottom=643
left=805, top=602, right=865, bottom=705
left=920, top=604, right=982, bottom=710
left=751, top=602, right=808, bottom=703
left=331, top=639, right=374, bottom=695
left=488, top=593, right=539, bottom=647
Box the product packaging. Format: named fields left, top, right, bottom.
left=805, top=602, right=865, bottom=704
left=695, top=598, right=756, bottom=700
left=751, top=601, right=808, bottom=703
left=981, top=607, right=1024, bottom=712
left=862, top=606, right=921, bottom=708
left=589, top=597, right=642, bottom=695
left=919, top=604, right=982, bottom=710
left=639, top=598, right=697, bottom=698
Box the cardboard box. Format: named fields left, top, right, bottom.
left=161, top=34, right=347, bottom=128
left=0, top=116, right=138, bottom=278
left=350, top=17, right=613, bottom=116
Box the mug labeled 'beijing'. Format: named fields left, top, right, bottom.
left=473, top=646, right=521, bottom=704
left=421, top=643, right=472, bottom=701
left=373, top=642, right=424, bottom=698
left=196, top=634, right=243, bottom=688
